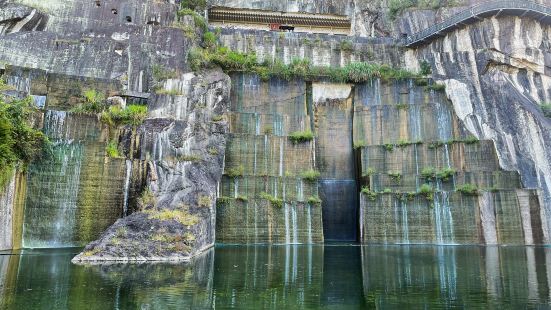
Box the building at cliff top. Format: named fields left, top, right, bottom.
left=208, top=7, right=351, bottom=35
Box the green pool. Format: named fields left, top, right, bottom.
left=0, top=245, right=550, bottom=309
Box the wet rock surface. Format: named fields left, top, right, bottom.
left=73, top=69, right=230, bottom=262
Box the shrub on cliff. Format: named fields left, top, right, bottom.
left=0, top=96, right=49, bottom=188
left=289, top=130, right=314, bottom=144
left=100, top=104, right=148, bottom=127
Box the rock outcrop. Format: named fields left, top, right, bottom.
left=73, top=69, right=230, bottom=262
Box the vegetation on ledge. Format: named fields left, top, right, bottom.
left=189, top=46, right=420, bottom=83
left=259, top=192, right=284, bottom=208
left=542, top=103, right=551, bottom=118
left=301, top=169, right=321, bottom=182
left=289, top=130, right=314, bottom=144
left=0, top=96, right=49, bottom=188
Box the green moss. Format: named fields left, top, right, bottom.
left=419, top=184, right=434, bottom=200
left=0, top=77, right=14, bottom=91
left=414, top=78, right=429, bottom=86
left=339, top=40, right=354, bottom=51
left=188, top=46, right=420, bottom=82
left=428, top=141, right=445, bottom=149
left=388, top=171, right=402, bottom=184
left=353, top=140, right=367, bottom=149
left=71, top=89, right=106, bottom=113
left=100, top=104, right=148, bottom=126
left=155, top=89, right=183, bottom=96
left=396, top=103, right=409, bottom=110
left=226, top=165, right=244, bottom=178
left=463, top=135, right=479, bottom=144
left=138, top=188, right=156, bottom=209
left=307, top=196, right=322, bottom=206
left=420, top=60, right=432, bottom=76
left=301, top=169, right=321, bottom=182
left=217, top=196, right=232, bottom=207
left=384, top=144, right=394, bottom=152
left=180, top=0, right=206, bottom=11
left=396, top=139, right=411, bottom=148
left=436, top=167, right=456, bottom=181
left=203, top=31, right=217, bottom=49
left=211, top=115, right=224, bottom=122
left=361, top=187, right=378, bottom=201
left=456, top=183, right=479, bottom=196
left=259, top=192, right=283, bottom=208
left=177, top=154, right=201, bottom=162
left=236, top=195, right=248, bottom=202
left=363, top=167, right=376, bottom=177
left=289, top=130, right=314, bottom=144
left=421, top=167, right=436, bottom=180
left=106, top=140, right=122, bottom=158
left=382, top=188, right=393, bottom=194
left=207, top=147, right=219, bottom=155
left=198, top=195, right=211, bottom=208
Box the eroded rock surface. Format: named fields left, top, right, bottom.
left=73, top=69, right=230, bottom=262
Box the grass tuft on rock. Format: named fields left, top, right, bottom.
left=301, top=169, right=321, bottom=182
left=289, top=130, right=314, bottom=144
left=147, top=209, right=199, bottom=226
left=259, top=192, right=283, bottom=208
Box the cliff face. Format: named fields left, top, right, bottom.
left=404, top=14, right=551, bottom=218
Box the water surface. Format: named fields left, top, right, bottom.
left=1, top=245, right=550, bottom=309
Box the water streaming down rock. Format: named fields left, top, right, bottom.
left=122, top=160, right=132, bottom=217
left=216, top=74, right=323, bottom=244
left=23, top=111, right=84, bottom=248
left=433, top=192, right=454, bottom=245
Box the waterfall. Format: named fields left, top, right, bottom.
left=23, top=111, right=85, bottom=248
left=433, top=192, right=454, bottom=245
left=122, top=160, right=132, bottom=217
left=279, top=139, right=284, bottom=177
left=291, top=205, right=298, bottom=244
left=253, top=138, right=257, bottom=175
left=401, top=201, right=410, bottom=244
left=284, top=203, right=290, bottom=244
left=255, top=113, right=260, bottom=135
left=297, top=180, right=304, bottom=201
left=414, top=144, right=419, bottom=191
left=444, top=144, right=451, bottom=169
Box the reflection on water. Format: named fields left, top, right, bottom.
left=1, top=245, right=550, bottom=309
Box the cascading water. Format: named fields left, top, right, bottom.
left=292, top=205, right=298, bottom=244
left=23, top=111, right=84, bottom=248
left=284, top=203, right=291, bottom=244
left=401, top=201, right=410, bottom=244
left=433, top=192, right=454, bottom=244
left=122, top=160, right=132, bottom=217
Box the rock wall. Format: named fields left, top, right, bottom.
left=404, top=15, right=551, bottom=228
left=217, top=28, right=403, bottom=69
left=216, top=73, right=324, bottom=244
left=0, top=172, right=25, bottom=250
left=356, top=79, right=548, bottom=245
